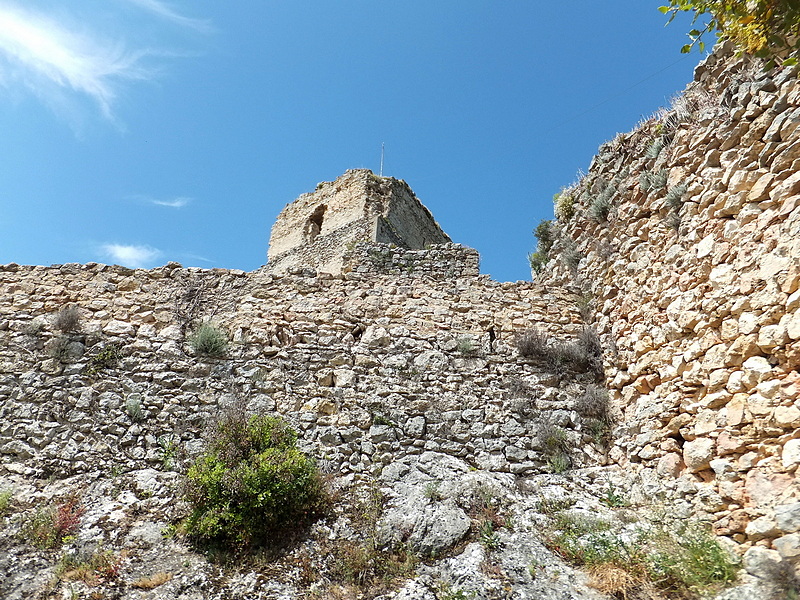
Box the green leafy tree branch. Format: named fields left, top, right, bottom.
left=661, top=1, right=800, bottom=67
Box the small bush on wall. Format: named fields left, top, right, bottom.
left=189, top=322, right=228, bottom=357
left=53, top=305, right=81, bottom=333
left=184, top=411, right=328, bottom=548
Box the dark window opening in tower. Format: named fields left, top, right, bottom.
left=305, top=204, right=326, bottom=242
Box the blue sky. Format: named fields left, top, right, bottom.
left=0, top=1, right=707, bottom=281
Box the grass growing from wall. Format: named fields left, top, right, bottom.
left=189, top=322, right=228, bottom=358
left=20, top=496, right=84, bottom=549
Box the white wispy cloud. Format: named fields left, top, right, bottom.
left=0, top=3, right=151, bottom=120
left=152, top=196, right=191, bottom=208
left=182, top=253, right=214, bottom=264
left=129, top=194, right=192, bottom=208
left=101, top=243, right=162, bottom=268
left=0, top=1, right=210, bottom=124
left=122, top=0, right=212, bottom=33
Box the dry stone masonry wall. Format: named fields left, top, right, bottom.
left=344, top=242, right=480, bottom=279
left=0, top=262, right=590, bottom=482
left=4, top=44, right=800, bottom=600
left=538, top=44, right=800, bottom=563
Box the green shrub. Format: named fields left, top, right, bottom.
left=562, top=241, right=582, bottom=272
left=125, top=394, right=145, bottom=422
left=424, top=481, right=443, bottom=501
left=645, top=137, right=665, bottom=160
left=664, top=182, right=688, bottom=210
left=518, top=327, right=602, bottom=378
left=57, top=547, right=121, bottom=586
left=0, top=489, right=12, bottom=515
left=516, top=329, right=550, bottom=359
left=661, top=0, right=800, bottom=67
left=189, top=322, right=228, bottom=357
left=456, top=338, right=478, bottom=356
left=529, top=220, right=555, bottom=273
left=554, top=191, right=576, bottom=222
left=49, top=335, right=77, bottom=363
left=535, top=220, right=554, bottom=247
left=84, top=344, right=121, bottom=377
left=576, top=293, right=594, bottom=322
left=589, top=195, right=612, bottom=222
left=539, top=421, right=572, bottom=473
left=184, top=412, right=327, bottom=547
left=528, top=251, right=548, bottom=273
left=479, top=520, right=501, bottom=550
left=548, top=511, right=615, bottom=563
left=600, top=484, right=629, bottom=508
left=588, top=185, right=616, bottom=222
left=649, top=526, right=739, bottom=595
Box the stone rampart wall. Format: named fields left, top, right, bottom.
left=344, top=242, right=480, bottom=279
left=538, top=46, right=800, bottom=555
left=0, top=262, right=592, bottom=483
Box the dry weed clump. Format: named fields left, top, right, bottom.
left=588, top=564, right=656, bottom=600
left=131, top=571, right=173, bottom=589
left=53, top=305, right=81, bottom=333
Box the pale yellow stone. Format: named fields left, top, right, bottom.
left=757, top=324, right=789, bottom=350
left=727, top=394, right=749, bottom=426
left=775, top=406, right=800, bottom=429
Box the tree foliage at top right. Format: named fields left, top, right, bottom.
left=661, top=1, right=800, bottom=67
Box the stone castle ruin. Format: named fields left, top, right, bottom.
left=3, top=44, right=800, bottom=600
left=266, top=169, right=479, bottom=278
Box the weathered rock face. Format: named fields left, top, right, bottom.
left=266, top=169, right=452, bottom=275
left=537, top=43, right=800, bottom=558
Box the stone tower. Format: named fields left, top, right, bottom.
left=266, top=169, right=452, bottom=274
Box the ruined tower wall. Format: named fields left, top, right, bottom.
left=266, top=170, right=451, bottom=275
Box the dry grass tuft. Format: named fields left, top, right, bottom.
left=588, top=564, right=644, bottom=599
left=588, top=564, right=662, bottom=600
left=131, top=571, right=173, bottom=589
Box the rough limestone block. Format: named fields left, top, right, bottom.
left=333, top=369, right=357, bottom=387
left=782, top=438, right=800, bottom=469
left=775, top=502, right=800, bottom=533
left=742, top=356, right=773, bottom=387
left=748, top=172, right=775, bottom=201
left=787, top=311, right=800, bottom=341
left=743, top=546, right=783, bottom=577
left=775, top=406, right=800, bottom=429
left=770, top=170, right=800, bottom=202
left=683, top=438, right=715, bottom=473
left=361, top=326, right=390, bottom=348
left=759, top=253, right=791, bottom=280
left=102, top=320, right=135, bottom=335
left=709, top=458, right=737, bottom=480
left=745, top=515, right=780, bottom=540
left=773, top=533, right=800, bottom=560
left=746, top=471, right=793, bottom=508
